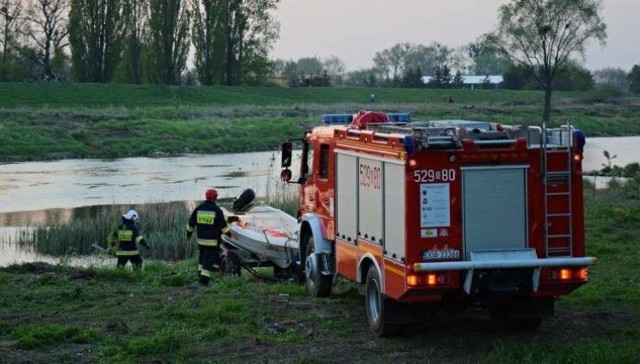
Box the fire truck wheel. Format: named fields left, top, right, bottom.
left=365, top=265, right=399, bottom=337
left=220, top=251, right=241, bottom=277
left=304, top=236, right=332, bottom=297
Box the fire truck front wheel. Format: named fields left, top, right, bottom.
left=365, top=265, right=400, bottom=337
left=304, top=236, right=332, bottom=297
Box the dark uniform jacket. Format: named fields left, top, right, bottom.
left=187, top=200, right=230, bottom=246
left=116, top=220, right=148, bottom=256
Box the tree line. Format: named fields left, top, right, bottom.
left=0, top=0, right=279, bottom=85
left=2, top=0, right=640, bottom=100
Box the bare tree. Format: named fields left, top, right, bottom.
left=493, top=0, right=607, bottom=124
left=24, top=0, right=69, bottom=79
left=0, top=0, right=25, bottom=63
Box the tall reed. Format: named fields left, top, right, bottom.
left=15, top=202, right=194, bottom=261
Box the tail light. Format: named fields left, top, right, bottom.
left=550, top=267, right=588, bottom=282
left=407, top=272, right=450, bottom=287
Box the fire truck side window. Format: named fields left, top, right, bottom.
left=301, top=141, right=313, bottom=178
left=319, top=144, right=330, bottom=179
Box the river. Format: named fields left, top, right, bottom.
left=1, top=136, right=638, bottom=266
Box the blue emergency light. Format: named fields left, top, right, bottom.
left=388, top=113, right=411, bottom=122
left=322, top=114, right=353, bottom=124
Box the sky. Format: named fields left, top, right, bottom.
left=272, top=0, right=639, bottom=72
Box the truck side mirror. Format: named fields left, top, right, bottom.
left=281, top=141, right=293, bottom=168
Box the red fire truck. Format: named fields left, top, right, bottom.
left=280, top=111, right=595, bottom=336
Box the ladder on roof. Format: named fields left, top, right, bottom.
left=541, top=121, right=574, bottom=257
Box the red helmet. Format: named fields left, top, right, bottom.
left=205, top=189, right=218, bottom=201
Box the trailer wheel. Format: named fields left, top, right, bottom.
left=304, top=236, right=332, bottom=297
left=220, top=250, right=241, bottom=276
left=365, top=265, right=399, bottom=337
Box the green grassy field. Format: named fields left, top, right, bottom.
left=1, top=83, right=639, bottom=162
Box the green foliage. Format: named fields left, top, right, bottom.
left=145, top=0, right=190, bottom=85
left=191, top=0, right=228, bottom=86
left=68, top=0, right=127, bottom=83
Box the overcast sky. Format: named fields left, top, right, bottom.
left=272, top=0, right=639, bottom=72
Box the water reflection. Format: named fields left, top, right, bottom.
left=0, top=151, right=284, bottom=214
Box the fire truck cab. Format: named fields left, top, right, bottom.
left=281, top=111, right=595, bottom=336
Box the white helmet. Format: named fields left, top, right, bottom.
left=122, top=210, right=139, bottom=222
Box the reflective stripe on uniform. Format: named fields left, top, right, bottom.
left=187, top=225, right=195, bottom=232
left=221, top=226, right=230, bottom=234
left=135, top=236, right=144, bottom=243
left=197, top=238, right=219, bottom=246
left=116, top=250, right=140, bottom=256
left=200, top=269, right=212, bottom=278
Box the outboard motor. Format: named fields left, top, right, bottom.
left=232, top=188, right=255, bottom=213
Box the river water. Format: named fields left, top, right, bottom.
left=1, top=137, right=638, bottom=266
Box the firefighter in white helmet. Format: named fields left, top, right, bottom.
left=115, top=209, right=150, bottom=269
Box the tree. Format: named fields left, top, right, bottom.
left=119, top=0, right=147, bottom=84
left=322, top=55, right=345, bottom=76
left=404, top=42, right=452, bottom=77
left=451, top=71, right=464, bottom=88
left=23, top=0, right=69, bottom=80
left=225, top=0, right=280, bottom=86
left=592, top=67, right=629, bottom=90
left=493, top=0, right=606, bottom=124
left=372, top=42, right=410, bottom=83
left=343, top=68, right=379, bottom=87
left=627, top=65, right=640, bottom=94
left=68, top=0, right=127, bottom=83
left=0, top=0, right=24, bottom=80
left=191, top=0, right=227, bottom=85
left=503, top=63, right=538, bottom=90
left=401, top=67, right=423, bottom=88
left=554, top=61, right=593, bottom=91
left=295, top=56, right=323, bottom=75
left=145, top=0, right=190, bottom=85
left=466, top=34, right=511, bottom=75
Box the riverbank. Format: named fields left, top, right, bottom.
left=1, top=84, right=639, bottom=162
left=1, top=183, right=639, bottom=362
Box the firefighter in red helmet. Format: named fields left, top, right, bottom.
left=187, top=188, right=230, bottom=285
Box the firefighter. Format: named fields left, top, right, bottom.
left=115, top=210, right=150, bottom=269
left=187, top=189, right=230, bottom=286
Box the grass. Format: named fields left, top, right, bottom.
left=1, top=178, right=639, bottom=362
left=0, top=84, right=639, bottom=161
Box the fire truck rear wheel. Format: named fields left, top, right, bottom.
left=365, top=265, right=400, bottom=337
left=304, top=236, right=332, bottom=297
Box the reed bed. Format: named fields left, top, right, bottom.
left=14, top=202, right=194, bottom=261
